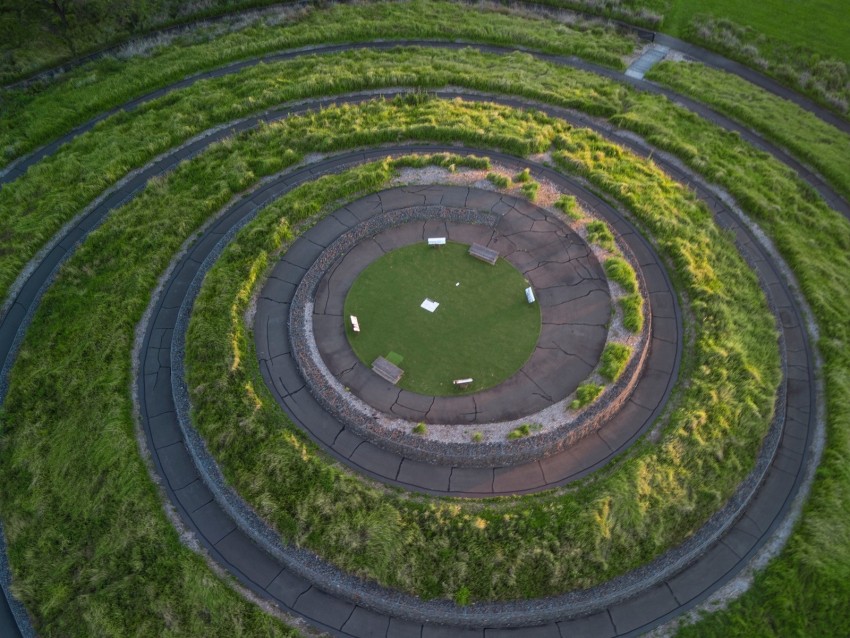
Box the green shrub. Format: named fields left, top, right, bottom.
left=515, top=167, right=532, bottom=182
left=455, top=586, right=471, bottom=606
left=472, top=431, right=483, bottom=443
left=507, top=423, right=532, bottom=439
left=619, top=294, right=644, bottom=333
left=585, top=220, right=616, bottom=251
left=521, top=180, right=540, bottom=201
left=604, top=257, right=638, bottom=294
left=487, top=172, right=511, bottom=188
left=570, top=383, right=604, bottom=409
left=554, top=194, right=582, bottom=220
left=599, top=343, right=632, bottom=381
left=413, top=422, right=428, bottom=435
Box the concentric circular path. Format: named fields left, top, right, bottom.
left=0, top=30, right=830, bottom=638
left=263, top=188, right=661, bottom=475
left=131, top=139, right=813, bottom=637
left=307, top=207, right=610, bottom=423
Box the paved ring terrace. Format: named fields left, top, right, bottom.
left=309, top=205, right=613, bottom=424
left=0, top=88, right=816, bottom=636
left=0, top=39, right=828, bottom=638
left=135, top=136, right=808, bottom=635
left=270, top=191, right=662, bottom=471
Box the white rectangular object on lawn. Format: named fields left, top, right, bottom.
left=525, top=286, right=535, bottom=304
left=428, top=237, right=446, bottom=246
left=421, top=298, right=440, bottom=312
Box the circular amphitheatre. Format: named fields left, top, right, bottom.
left=342, top=240, right=542, bottom=397
left=0, top=11, right=828, bottom=636
left=259, top=179, right=672, bottom=475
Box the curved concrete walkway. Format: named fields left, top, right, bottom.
left=0, top=34, right=828, bottom=637
left=2, top=39, right=849, bottom=227
left=0, top=88, right=818, bottom=636
left=137, top=138, right=813, bottom=635
left=259, top=186, right=670, bottom=484
left=308, top=207, right=611, bottom=424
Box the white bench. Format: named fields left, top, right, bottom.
left=525, top=286, right=535, bottom=304
left=350, top=315, right=360, bottom=332
left=453, top=378, right=473, bottom=387
left=428, top=237, right=447, bottom=246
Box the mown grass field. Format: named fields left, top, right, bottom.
left=0, top=2, right=849, bottom=635
left=344, top=241, right=541, bottom=395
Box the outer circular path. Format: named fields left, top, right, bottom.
left=135, top=140, right=810, bottom=636
left=0, top=31, right=832, bottom=638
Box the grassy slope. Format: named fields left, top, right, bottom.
left=0, top=3, right=846, bottom=629
left=344, top=242, right=541, bottom=395
left=0, top=45, right=630, bottom=307
left=0, top=0, right=636, bottom=164
left=647, top=60, right=850, bottom=201
left=184, top=99, right=778, bottom=601
left=0, top=145, right=302, bottom=635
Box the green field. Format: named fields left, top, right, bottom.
left=344, top=242, right=541, bottom=395
left=673, top=0, right=850, bottom=62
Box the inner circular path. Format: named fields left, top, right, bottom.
left=261, top=185, right=674, bottom=476
left=310, top=204, right=609, bottom=422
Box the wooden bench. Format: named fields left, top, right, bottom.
left=350, top=315, right=360, bottom=333
left=469, top=243, right=498, bottom=265
left=372, top=356, right=403, bottom=384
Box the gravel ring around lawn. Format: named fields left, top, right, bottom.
left=277, top=190, right=659, bottom=468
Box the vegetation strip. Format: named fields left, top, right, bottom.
left=0, top=89, right=780, bottom=636
left=3, top=40, right=850, bottom=323
left=0, top=0, right=637, bottom=163
left=0, top=18, right=845, bottom=634
left=172, top=99, right=778, bottom=602
left=0, top=81, right=820, bottom=636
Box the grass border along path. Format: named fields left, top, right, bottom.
left=0, top=0, right=637, bottom=165
left=0, top=18, right=847, bottom=634
left=182, top=98, right=779, bottom=602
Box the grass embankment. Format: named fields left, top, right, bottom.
left=0, top=112, right=319, bottom=638
left=648, top=60, right=850, bottom=201
left=2, top=36, right=848, bottom=628
left=0, top=0, right=637, bottom=164
left=0, top=100, right=572, bottom=632
left=344, top=242, right=541, bottom=396
left=0, top=45, right=614, bottom=305
left=183, top=98, right=778, bottom=601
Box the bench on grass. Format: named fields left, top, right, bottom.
left=453, top=378, right=473, bottom=387
left=372, top=356, right=403, bottom=384
left=469, top=242, right=498, bottom=265
left=350, top=315, right=360, bottom=333
left=427, top=237, right=446, bottom=246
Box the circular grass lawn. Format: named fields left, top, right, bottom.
left=343, top=241, right=541, bottom=396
